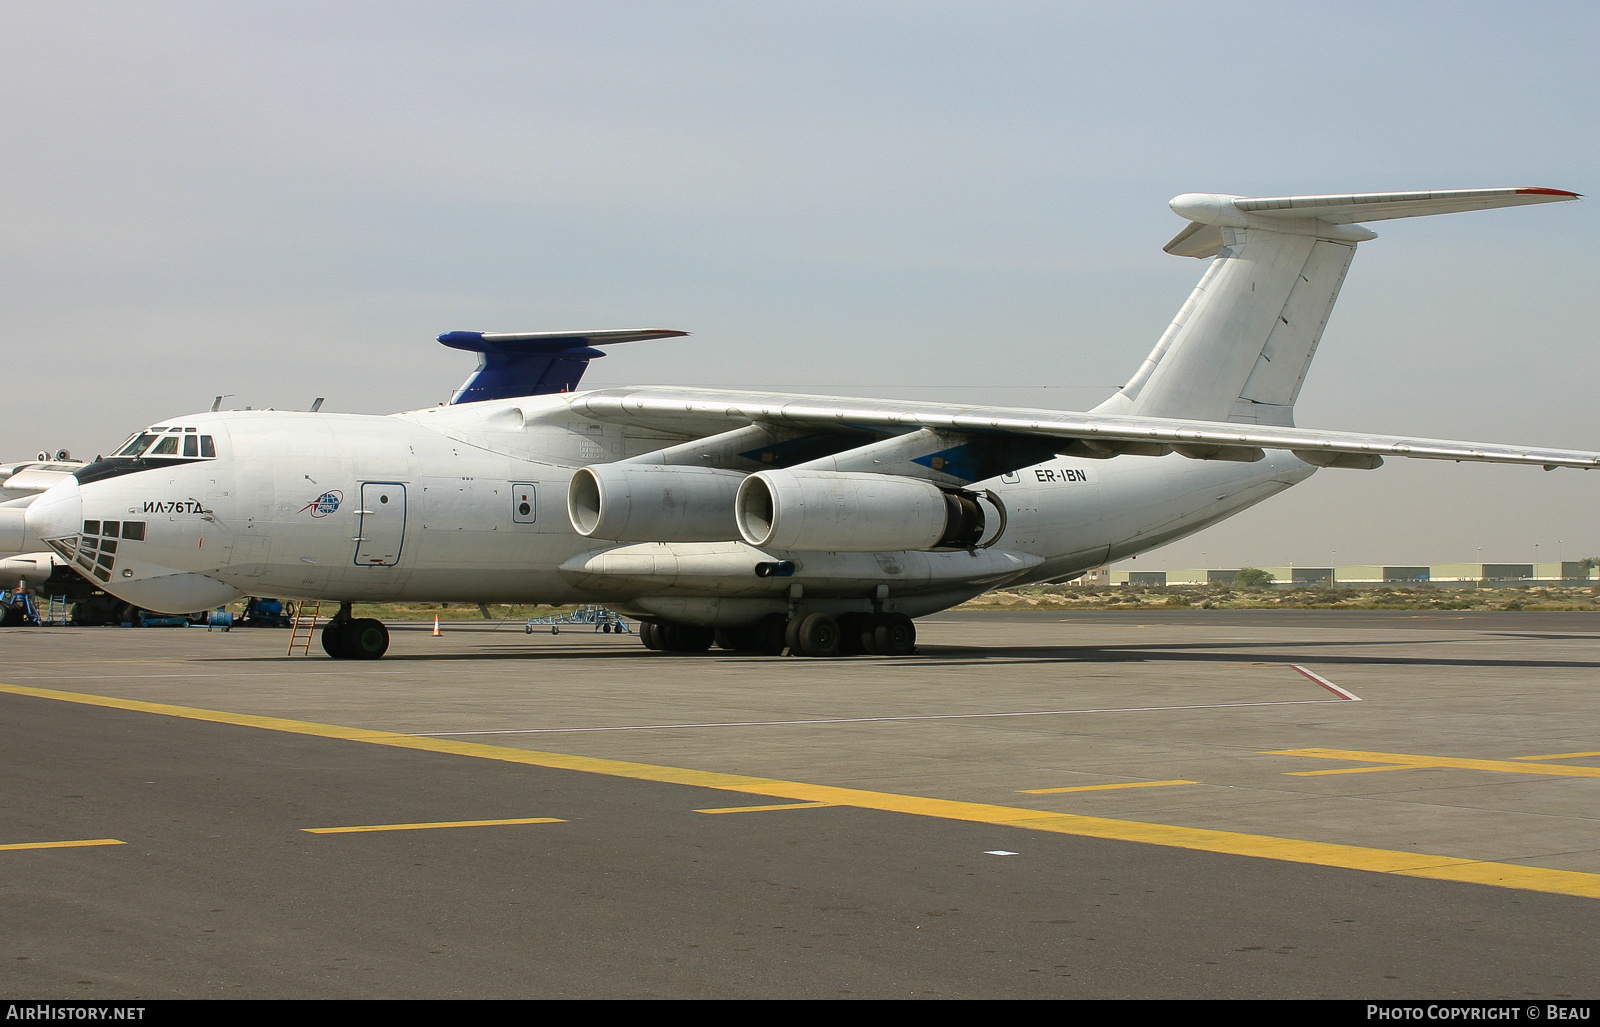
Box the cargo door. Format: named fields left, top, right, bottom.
left=354, top=482, right=407, bottom=566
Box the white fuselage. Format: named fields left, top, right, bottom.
left=25, top=394, right=1315, bottom=622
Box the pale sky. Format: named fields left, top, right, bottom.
left=3, top=1, right=1596, bottom=568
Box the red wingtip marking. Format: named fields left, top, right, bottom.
left=1517, top=187, right=1581, bottom=197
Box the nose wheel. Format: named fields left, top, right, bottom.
left=322, top=614, right=390, bottom=659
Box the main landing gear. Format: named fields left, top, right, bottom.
left=321, top=602, right=390, bottom=659
left=639, top=611, right=916, bottom=658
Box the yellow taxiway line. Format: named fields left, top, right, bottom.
left=1514, top=751, right=1600, bottom=762
left=304, top=818, right=564, bottom=834
left=695, top=801, right=839, bottom=814
left=1018, top=779, right=1197, bottom=795
left=4, top=681, right=1599, bottom=900
left=1270, top=748, right=1600, bottom=778
left=0, top=839, right=124, bottom=852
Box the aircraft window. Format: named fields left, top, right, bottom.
left=117, top=434, right=157, bottom=456
left=200, top=436, right=215, bottom=458
left=99, top=540, right=117, bottom=554
left=183, top=435, right=198, bottom=457
left=83, top=520, right=100, bottom=536
left=150, top=436, right=180, bottom=455
left=184, top=427, right=197, bottom=432
left=93, top=567, right=110, bottom=582
left=122, top=522, right=146, bottom=540
left=103, top=521, right=120, bottom=536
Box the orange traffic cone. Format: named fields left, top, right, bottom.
left=432, top=615, right=442, bottom=636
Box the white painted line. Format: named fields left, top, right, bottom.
left=1289, top=665, right=1362, bottom=701
left=984, top=850, right=1019, bottom=856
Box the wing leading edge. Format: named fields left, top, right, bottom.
left=564, top=387, right=1600, bottom=473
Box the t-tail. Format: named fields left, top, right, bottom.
left=1094, top=187, right=1578, bottom=426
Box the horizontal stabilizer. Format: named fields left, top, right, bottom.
left=440, top=329, right=688, bottom=404
left=1233, top=187, right=1578, bottom=225
left=1165, top=187, right=1578, bottom=253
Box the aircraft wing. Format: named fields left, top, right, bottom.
left=1, top=462, right=84, bottom=499
left=567, top=387, right=1600, bottom=473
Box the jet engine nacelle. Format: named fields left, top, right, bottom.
left=568, top=463, right=745, bottom=542
left=735, top=469, right=988, bottom=552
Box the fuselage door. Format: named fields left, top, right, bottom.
left=355, top=482, right=407, bottom=566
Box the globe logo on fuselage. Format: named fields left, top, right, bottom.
left=300, top=490, right=343, bottom=517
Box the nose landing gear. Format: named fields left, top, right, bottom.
left=321, top=602, right=390, bottom=659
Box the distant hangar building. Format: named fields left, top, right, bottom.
left=1090, top=562, right=1595, bottom=586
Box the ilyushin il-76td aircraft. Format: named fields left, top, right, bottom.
left=17, top=186, right=1593, bottom=659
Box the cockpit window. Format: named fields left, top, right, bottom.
left=110, top=429, right=217, bottom=460
left=77, top=427, right=219, bottom=484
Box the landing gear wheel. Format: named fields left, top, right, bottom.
left=347, top=618, right=390, bottom=659
left=660, top=622, right=714, bottom=653
left=795, top=612, right=841, bottom=658
left=857, top=615, right=884, bottom=655
left=640, top=620, right=662, bottom=650
left=321, top=621, right=348, bottom=658
left=872, top=613, right=916, bottom=656
left=716, top=625, right=769, bottom=652
left=836, top=613, right=869, bottom=656
left=756, top=614, right=788, bottom=656
left=0, top=604, right=23, bottom=627
left=784, top=614, right=804, bottom=654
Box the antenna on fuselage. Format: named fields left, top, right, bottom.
left=211, top=394, right=234, bottom=412
left=309, top=398, right=325, bottom=412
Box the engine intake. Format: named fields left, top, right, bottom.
left=735, top=469, right=989, bottom=552
left=568, top=464, right=745, bottom=542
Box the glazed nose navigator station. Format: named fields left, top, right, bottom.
left=25, top=422, right=245, bottom=613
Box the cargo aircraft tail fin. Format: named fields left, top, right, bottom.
left=1094, top=188, right=1578, bottom=426
left=439, top=329, right=688, bottom=403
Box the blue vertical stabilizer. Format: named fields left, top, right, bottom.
left=439, top=329, right=688, bottom=403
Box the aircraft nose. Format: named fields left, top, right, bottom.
left=25, top=476, right=83, bottom=542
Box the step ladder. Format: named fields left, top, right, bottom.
left=42, top=595, right=68, bottom=626
left=288, top=601, right=321, bottom=655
